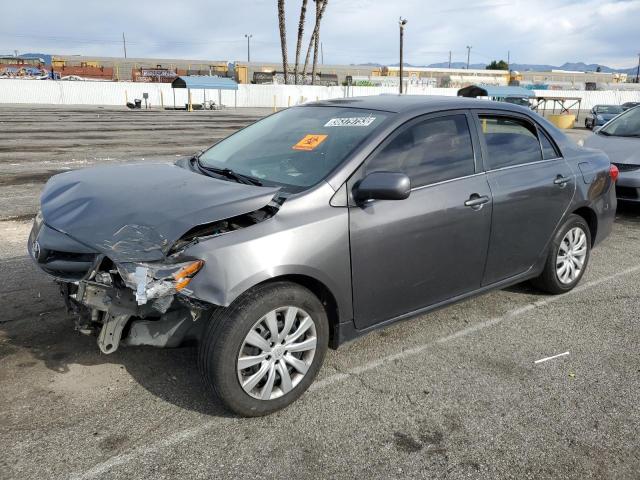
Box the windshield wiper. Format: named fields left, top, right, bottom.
left=598, top=130, right=611, bottom=136
left=196, top=158, right=262, bottom=186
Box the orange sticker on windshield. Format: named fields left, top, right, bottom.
left=292, top=134, right=328, bottom=151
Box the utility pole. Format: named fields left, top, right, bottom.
left=507, top=50, right=510, bottom=70
left=399, top=17, right=407, bottom=94
left=466, top=45, right=472, bottom=69
left=122, top=32, right=127, bottom=58
left=448, top=50, right=451, bottom=69
left=636, top=53, right=640, bottom=83
left=321, top=42, right=324, bottom=65
left=244, top=34, right=252, bottom=63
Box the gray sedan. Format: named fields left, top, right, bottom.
left=29, top=96, right=617, bottom=416
left=585, top=104, right=624, bottom=129
left=583, top=105, right=640, bottom=202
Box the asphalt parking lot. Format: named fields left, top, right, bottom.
left=1, top=106, right=639, bottom=480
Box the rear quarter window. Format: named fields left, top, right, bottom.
left=538, top=128, right=560, bottom=160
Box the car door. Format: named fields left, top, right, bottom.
left=473, top=111, right=576, bottom=286
left=348, top=111, right=493, bottom=330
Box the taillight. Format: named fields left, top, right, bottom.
left=609, top=164, right=619, bottom=182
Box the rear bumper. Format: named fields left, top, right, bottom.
left=615, top=170, right=640, bottom=202
left=592, top=182, right=617, bottom=248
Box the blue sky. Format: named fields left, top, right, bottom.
left=2, top=0, right=639, bottom=68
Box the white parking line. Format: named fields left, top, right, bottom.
left=72, top=264, right=640, bottom=480
left=534, top=351, right=570, bottom=364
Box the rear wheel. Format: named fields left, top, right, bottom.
left=198, top=281, right=328, bottom=417
left=532, top=214, right=591, bottom=294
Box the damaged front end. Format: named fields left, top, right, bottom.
left=28, top=205, right=283, bottom=355
left=28, top=208, right=214, bottom=354
left=29, top=162, right=283, bottom=354
left=59, top=256, right=209, bottom=354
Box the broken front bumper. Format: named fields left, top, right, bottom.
left=64, top=280, right=208, bottom=354
left=30, top=214, right=211, bottom=354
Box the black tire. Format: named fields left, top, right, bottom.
left=198, top=281, right=329, bottom=417
left=531, top=214, right=591, bottom=294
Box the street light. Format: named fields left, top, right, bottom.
left=466, top=45, right=472, bottom=69
left=244, top=34, right=253, bottom=63
left=399, top=17, right=407, bottom=94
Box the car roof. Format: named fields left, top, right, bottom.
left=305, top=94, right=529, bottom=114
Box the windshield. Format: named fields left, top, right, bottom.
left=198, top=106, right=390, bottom=190
left=599, top=106, right=640, bottom=137
left=595, top=105, right=623, bottom=114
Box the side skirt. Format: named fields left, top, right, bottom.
left=333, top=266, right=542, bottom=348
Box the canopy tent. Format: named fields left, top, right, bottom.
left=457, top=85, right=535, bottom=99
left=530, top=96, right=583, bottom=122
left=170, top=76, right=238, bottom=110
left=458, top=84, right=582, bottom=124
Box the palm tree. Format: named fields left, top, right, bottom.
left=277, top=0, right=289, bottom=84
left=302, top=0, right=327, bottom=84
left=293, top=0, right=308, bottom=85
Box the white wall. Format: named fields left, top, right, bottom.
left=0, top=79, right=639, bottom=109
left=527, top=89, right=640, bottom=110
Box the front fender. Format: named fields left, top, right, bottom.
left=182, top=190, right=353, bottom=323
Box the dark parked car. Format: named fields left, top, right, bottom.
left=583, top=103, right=640, bottom=202
left=29, top=96, right=617, bottom=416
left=585, top=104, right=624, bottom=129
left=621, top=102, right=640, bottom=111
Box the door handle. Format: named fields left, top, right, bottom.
left=554, top=175, right=570, bottom=186
left=464, top=194, right=490, bottom=209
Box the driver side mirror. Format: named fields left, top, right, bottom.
left=354, top=172, right=411, bottom=203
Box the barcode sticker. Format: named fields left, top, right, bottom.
left=324, top=117, right=376, bottom=127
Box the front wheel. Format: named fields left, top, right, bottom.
left=531, top=214, right=591, bottom=294
left=198, top=282, right=329, bottom=417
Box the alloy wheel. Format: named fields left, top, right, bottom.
left=237, top=306, right=317, bottom=400
left=556, top=227, right=587, bottom=285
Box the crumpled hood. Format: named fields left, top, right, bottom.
left=583, top=134, right=640, bottom=165
left=40, top=163, right=280, bottom=262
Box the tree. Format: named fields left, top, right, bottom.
left=310, top=0, right=327, bottom=85
left=302, top=0, right=328, bottom=84
left=277, top=0, right=289, bottom=84
left=293, top=0, right=308, bottom=85
left=486, top=60, right=509, bottom=70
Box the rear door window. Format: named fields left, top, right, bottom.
left=365, top=114, right=475, bottom=187
left=478, top=115, right=543, bottom=169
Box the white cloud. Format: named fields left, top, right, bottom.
left=1, top=0, right=638, bottom=68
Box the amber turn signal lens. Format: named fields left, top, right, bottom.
left=173, top=260, right=204, bottom=291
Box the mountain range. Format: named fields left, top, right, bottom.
left=359, top=61, right=639, bottom=76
